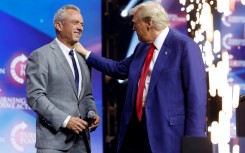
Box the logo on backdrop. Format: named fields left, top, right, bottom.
left=0, top=96, right=31, bottom=110
left=10, top=54, right=27, bottom=84
left=222, top=15, right=245, bottom=27
left=222, top=33, right=245, bottom=50
left=10, top=122, right=35, bottom=152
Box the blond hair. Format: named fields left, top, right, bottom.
left=129, top=1, right=169, bottom=30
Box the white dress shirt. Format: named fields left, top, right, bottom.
left=55, top=38, right=82, bottom=127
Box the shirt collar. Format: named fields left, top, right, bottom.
left=55, top=38, right=75, bottom=54
left=153, top=27, right=169, bottom=51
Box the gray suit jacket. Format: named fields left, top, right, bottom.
left=26, top=40, right=97, bottom=151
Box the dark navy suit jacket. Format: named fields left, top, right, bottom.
left=87, top=29, right=207, bottom=153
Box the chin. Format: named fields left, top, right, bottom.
left=73, top=38, right=80, bottom=43
left=74, top=36, right=81, bottom=40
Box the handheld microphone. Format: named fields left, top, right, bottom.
left=87, top=110, right=95, bottom=119
left=86, top=110, right=95, bottom=127
left=66, top=111, right=96, bottom=153
left=83, top=110, right=95, bottom=153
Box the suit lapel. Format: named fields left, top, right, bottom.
left=148, top=30, right=173, bottom=95
left=50, top=40, right=79, bottom=98
left=76, top=52, right=89, bottom=100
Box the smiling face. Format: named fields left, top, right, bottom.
left=55, top=9, right=84, bottom=48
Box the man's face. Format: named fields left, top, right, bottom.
left=59, top=9, right=84, bottom=46
left=132, top=11, right=150, bottom=43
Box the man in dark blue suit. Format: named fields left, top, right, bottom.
left=76, top=1, right=207, bottom=153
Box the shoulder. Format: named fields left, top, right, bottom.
left=29, top=40, right=56, bottom=57
left=27, top=43, right=55, bottom=63
left=164, top=29, right=199, bottom=54
left=135, top=42, right=148, bottom=50
left=170, top=29, right=197, bottom=46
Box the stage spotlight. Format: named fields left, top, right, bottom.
left=120, top=0, right=140, bottom=17
left=121, top=10, right=128, bottom=17
left=242, top=0, right=245, bottom=5
left=117, top=79, right=128, bottom=84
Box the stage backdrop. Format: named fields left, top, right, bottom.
left=0, top=1, right=102, bottom=153
left=221, top=1, right=245, bottom=94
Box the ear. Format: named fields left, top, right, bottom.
left=55, top=21, right=63, bottom=32
left=146, top=20, right=153, bottom=30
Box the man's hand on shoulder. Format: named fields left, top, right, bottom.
left=75, top=42, right=89, bottom=57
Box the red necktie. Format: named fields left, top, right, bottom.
left=136, top=44, right=155, bottom=121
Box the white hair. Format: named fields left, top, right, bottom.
left=129, top=1, right=169, bottom=30
left=53, top=4, right=81, bottom=25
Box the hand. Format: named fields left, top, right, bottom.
left=88, top=114, right=100, bottom=132
left=66, top=116, right=88, bottom=134
left=75, top=42, right=89, bottom=57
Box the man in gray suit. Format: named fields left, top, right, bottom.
left=26, top=4, right=100, bottom=153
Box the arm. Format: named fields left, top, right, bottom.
left=26, top=51, right=68, bottom=132
left=182, top=39, right=207, bottom=136
left=75, top=42, right=132, bottom=79
left=26, top=51, right=88, bottom=133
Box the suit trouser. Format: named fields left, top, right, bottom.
left=119, top=109, right=152, bottom=153
left=37, top=133, right=88, bottom=153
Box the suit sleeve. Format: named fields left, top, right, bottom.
left=181, top=39, right=207, bottom=136
left=26, top=51, right=68, bottom=132
left=86, top=52, right=134, bottom=79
